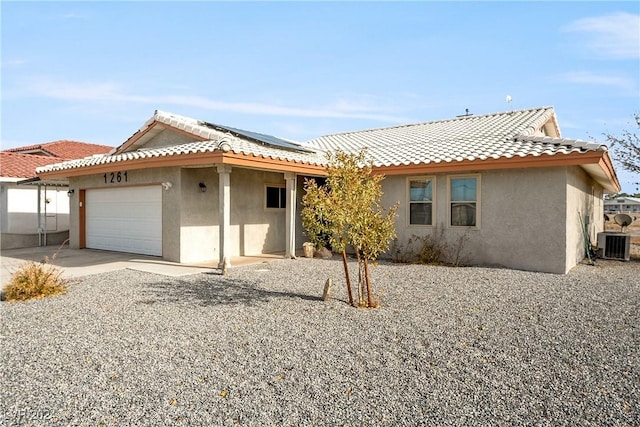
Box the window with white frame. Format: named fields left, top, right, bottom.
left=266, top=185, right=286, bottom=209
left=408, top=178, right=434, bottom=225
left=449, top=176, right=479, bottom=227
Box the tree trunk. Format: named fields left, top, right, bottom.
left=364, top=256, right=374, bottom=307
left=355, top=250, right=366, bottom=306
left=341, top=249, right=355, bottom=306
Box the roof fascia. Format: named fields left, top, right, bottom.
left=37, top=151, right=326, bottom=180
left=546, top=113, right=561, bottom=137
left=16, top=177, right=69, bottom=186
left=597, top=151, right=621, bottom=193
left=372, top=151, right=610, bottom=176
left=221, top=153, right=326, bottom=175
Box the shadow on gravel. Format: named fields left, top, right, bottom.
left=138, top=276, right=322, bottom=307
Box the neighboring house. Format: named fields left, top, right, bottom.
left=1, top=141, right=113, bottom=249
left=604, top=196, right=640, bottom=213
left=35, top=107, right=620, bottom=274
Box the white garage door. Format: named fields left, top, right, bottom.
left=86, top=186, right=162, bottom=256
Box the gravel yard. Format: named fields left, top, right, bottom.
left=1, top=257, right=639, bottom=426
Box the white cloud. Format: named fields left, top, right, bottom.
left=560, top=71, right=636, bottom=92
left=24, top=78, right=412, bottom=123
left=563, top=12, right=640, bottom=59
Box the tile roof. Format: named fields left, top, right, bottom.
left=4, top=140, right=113, bottom=159
left=0, top=152, right=69, bottom=178
left=36, top=107, right=611, bottom=178
left=121, top=110, right=314, bottom=154
left=37, top=111, right=325, bottom=174
left=39, top=138, right=324, bottom=173
left=305, top=107, right=608, bottom=167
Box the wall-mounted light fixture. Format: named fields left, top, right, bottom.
left=199, top=182, right=207, bottom=193
left=161, top=182, right=173, bottom=190
left=67, top=189, right=75, bottom=197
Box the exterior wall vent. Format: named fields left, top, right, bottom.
left=597, top=232, right=631, bottom=261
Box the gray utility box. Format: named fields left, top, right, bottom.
left=597, top=232, right=631, bottom=261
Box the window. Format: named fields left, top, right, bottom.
left=266, top=185, right=286, bottom=209
left=449, top=176, right=479, bottom=227
left=408, top=178, right=434, bottom=225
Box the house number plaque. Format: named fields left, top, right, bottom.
left=103, top=171, right=128, bottom=184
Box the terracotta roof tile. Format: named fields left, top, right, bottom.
left=0, top=152, right=67, bottom=178
left=4, top=140, right=112, bottom=159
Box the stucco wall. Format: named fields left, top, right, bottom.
left=380, top=167, right=571, bottom=273
left=180, top=167, right=218, bottom=264
left=67, top=167, right=181, bottom=261
left=0, top=231, right=69, bottom=250
left=142, top=129, right=200, bottom=150
left=1, top=182, right=69, bottom=241
left=565, top=166, right=604, bottom=272
left=179, top=166, right=289, bottom=263
left=229, top=168, right=286, bottom=256
left=67, top=165, right=289, bottom=264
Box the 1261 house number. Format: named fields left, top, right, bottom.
left=103, top=171, right=128, bottom=184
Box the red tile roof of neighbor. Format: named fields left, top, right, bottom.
left=3, top=140, right=113, bottom=159
left=0, top=152, right=68, bottom=178
left=1, top=140, right=113, bottom=179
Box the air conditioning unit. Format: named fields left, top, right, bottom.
left=597, top=232, right=631, bottom=261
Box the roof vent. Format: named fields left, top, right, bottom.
left=456, top=108, right=473, bottom=117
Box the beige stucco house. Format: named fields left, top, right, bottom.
left=605, top=196, right=640, bottom=214
left=36, top=106, right=620, bottom=273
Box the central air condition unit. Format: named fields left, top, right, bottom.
left=597, top=232, right=631, bottom=261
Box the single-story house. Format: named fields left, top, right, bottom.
left=605, top=196, right=640, bottom=214
left=35, top=106, right=620, bottom=273
left=1, top=141, right=112, bottom=249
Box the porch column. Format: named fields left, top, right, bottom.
left=217, top=164, right=232, bottom=270
left=37, top=184, right=42, bottom=246
left=284, top=172, right=297, bottom=259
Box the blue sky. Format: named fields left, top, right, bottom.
left=2, top=1, right=639, bottom=193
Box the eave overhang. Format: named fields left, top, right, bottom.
left=373, top=150, right=621, bottom=193
left=36, top=151, right=327, bottom=180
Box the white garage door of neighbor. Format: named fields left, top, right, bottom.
left=86, top=186, right=162, bottom=256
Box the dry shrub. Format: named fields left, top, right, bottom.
left=3, top=243, right=68, bottom=302
left=391, top=227, right=469, bottom=267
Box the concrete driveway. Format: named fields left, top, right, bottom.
left=1, top=245, right=288, bottom=285
left=0, top=245, right=225, bottom=284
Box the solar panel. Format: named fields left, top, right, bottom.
left=200, top=121, right=315, bottom=153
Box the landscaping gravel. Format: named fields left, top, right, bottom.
left=1, top=257, right=639, bottom=426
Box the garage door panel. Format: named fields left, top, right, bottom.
left=86, top=186, right=162, bottom=256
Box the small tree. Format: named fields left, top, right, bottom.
left=604, top=113, right=640, bottom=189
left=302, top=150, right=398, bottom=308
